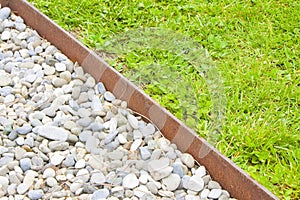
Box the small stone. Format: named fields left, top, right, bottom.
left=200, top=189, right=210, bottom=199
left=46, top=177, right=58, bottom=187
left=139, top=147, right=151, bottom=160
left=172, top=163, right=184, bottom=177
left=103, top=91, right=115, bottom=101
left=180, top=153, right=195, bottom=168
left=43, top=65, right=55, bottom=75
left=48, top=141, right=69, bottom=151
left=36, top=125, right=69, bottom=141
left=92, top=189, right=110, bottom=200
left=146, top=182, right=158, bottom=194
left=194, top=166, right=206, bottom=177
left=85, top=76, right=96, bottom=88
left=0, top=176, right=9, bottom=191
left=70, top=182, right=83, bottom=193
left=77, top=117, right=92, bottom=127
left=208, top=189, right=222, bottom=199
left=16, top=124, right=32, bottom=135
left=96, top=82, right=106, bottom=94
left=17, top=183, right=30, bottom=195
left=162, top=173, right=181, bottom=191
left=187, top=175, right=204, bottom=192
left=148, top=158, right=173, bottom=180
left=60, top=71, right=72, bottom=83
left=0, top=73, right=11, bottom=86
left=75, top=159, right=86, bottom=169
left=108, top=150, right=125, bottom=160
left=52, top=77, right=67, bottom=87
left=117, top=134, right=127, bottom=144
left=0, top=7, right=11, bottom=20
left=62, top=154, right=75, bottom=167
left=133, top=185, right=150, bottom=198
left=20, top=157, right=32, bottom=172
left=208, top=180, right=222, bottom=189
left=127, top=114, right=139, bottom=129
left=23, top=170, right=37, bottom=187
left=77, top=92, right=89, bottom=104
left=55, top=62, right=66, bottom=71
left=28, top=189, right=44, bottom=200
left=75, top=169, right=90, bottom=182
left=122, top=173, right=139, bottom=189
left=7, top=183, right=17, bottom=195
left=140, top=123, right=155, bottom=136
left=130, top=139, right=143, bottom=151
left=19, top=62, right=35, bottom=69
left=90, top=172, right=106, bottom=185
left=0, top=165, right=9, bottom=176
left=43, top=168, right=56, bottom=178
left=50, top=153, right=65, bottom=165
left=1, top=30, right=11, bottom=40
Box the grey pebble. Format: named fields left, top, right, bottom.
left=104, top=91, right=115, bottom=101
left=19, top=157, right=32, bottom=172
left=28, top=189, right=44, bottom=200
left=96, top=82, right=106, bottom=94
left=16, top=124, right=32, bottom=135
left=0, top=7, right=11, bottom=20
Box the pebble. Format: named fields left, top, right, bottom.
left=28, top=189, right=44, bottom=200
left=122, top=173, right=139, bottom=189
left=162, top=173, right=181, bottom=191
left=90, top=172, right=106, bottom=185
left=50, top=153, right=65, bottom=165
left=0, top=8, right=233, bottom=200
left=0, top=7, right=11, bottom=20
left=19, top=158, right=32, bottom=172
left=127, top=114, right=139, bottom=129
left=0, top=73, right=11, bottom=86
left=103, top=91, right=115, bottom=101
left=92, top=188, right=110, bottom=200
left=187, top=175, right=204, bottom=192
left=180, top=153, right=195, bottom=168
left=208, top=188, right=223, bottom=199
left=17, top=183, right=29, bottom=195
left=43, top=168, right=55, bottom=178
left=36, top=125, right=69, bottom=141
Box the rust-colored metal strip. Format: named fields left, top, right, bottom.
left=1, top=0, right=278, bottom=199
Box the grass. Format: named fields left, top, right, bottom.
left=28, top=0, right=299, bottom=199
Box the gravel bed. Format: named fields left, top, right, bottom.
left=0, top=6, right=236, bottom=200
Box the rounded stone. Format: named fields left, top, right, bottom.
left=0, top=73, right=11, bottom=86
left=187, top=175, right=204, bottom=192
left=122, top=173, right=139, bottom=189
left=20, top=157, right=32, bottom=172
left=17, top=183, right=30, bottom=195
left=162, top=173, right=181, bottom=191
left=90, top=172, right=106, bottom=185
left=180, top=153, right=195, bottom=168
left=207, top=188, right=222, bottom=199
left=0, top=7, right=11, bottom=20
left=43, top=168, right=56, bottom=178
left=92, top=188, right=110, bottom=200
left=28, top=189, right=44, bottom=200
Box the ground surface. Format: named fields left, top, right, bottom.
left=28, top=0, right=299, bottom=199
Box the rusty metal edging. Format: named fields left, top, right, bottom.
left=1, top=0, right=278, bottom=199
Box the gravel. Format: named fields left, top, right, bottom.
left=0, top=6, right=237, bottom=200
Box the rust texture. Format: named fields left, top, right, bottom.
left=1, top=0, right=278, bottom=199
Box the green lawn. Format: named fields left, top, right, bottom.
left=28, top=0, right=300, bottom=199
